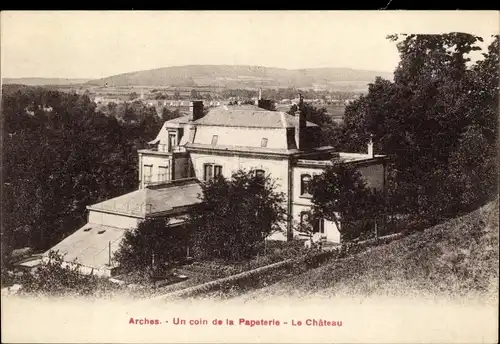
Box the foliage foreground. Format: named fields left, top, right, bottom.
left=206, top=199, right=499, bottom=301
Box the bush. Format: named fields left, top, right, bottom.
left=17, top=251, right=121, bottom=297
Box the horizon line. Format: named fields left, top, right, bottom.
left=2, top=64, right=395, bottom=81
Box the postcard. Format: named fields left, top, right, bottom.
left=1, top=10, right=498, bottom=343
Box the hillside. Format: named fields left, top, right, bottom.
left=85, top=65, right=393, bottom=90
left=206, top=200, right=499, bottom=301
left=2, top=78, right=91, bottom=86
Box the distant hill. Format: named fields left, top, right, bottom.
left=86, top=65, right=393, bottom=90
left=2, top=78, right=91, bottom=86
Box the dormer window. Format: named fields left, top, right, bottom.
left=168, top=133, right=176, bottom=152
left=261, top=138, right=268, bottom=147
left=211, top=135, right=218, bottom=145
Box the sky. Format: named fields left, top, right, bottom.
left=1, top=11, right=498, bottom=79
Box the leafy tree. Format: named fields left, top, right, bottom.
left=339, top=33, right=498, bottom=217
left=190, top=89, right=200, bottom=99
left=161, top=107, right=183, bottom=122
left=2, top=86, right=162, bottom=256
left=114, top=218, right=188, bottom=272
left=309, top=160, right=383, bottom=241
left=190, top=170, right=286, bottom=261
left=173, top=89, right=181, bottom=100
left=288, top=102, right=342, bottom=148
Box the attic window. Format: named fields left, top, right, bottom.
left=83, top=227, right=92, bottom=232
left=261, top=138, right=268, bottom=147
left=211, top=135, right=218, bottom=145
left=97, top=230, right=106, bottom=235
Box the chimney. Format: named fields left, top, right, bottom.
left=255, top=88, right=262, bottom=106
left=367, top=134, right=374, bottom=158
left=186, top=121, right=197, bottom=144
left=295, top=93, right=307, bottom=150
left=190, top=100, right=204, bottom=121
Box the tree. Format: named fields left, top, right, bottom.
left=190, top=170, right=286, bottom=261
left=161, top=107, right=183, bottom=122
left=288, top=102, right=342, bottom=148
left=173, top=90, right=181, bottom=100
left=309, top=160, right=383, bottom=241
left=339, top=33, right=498, bottom=217
left=190, top=89, right=200, bottom=99
left=1, top=86, right=162, bottom=257
left=114, top=218, right=188, bottom=272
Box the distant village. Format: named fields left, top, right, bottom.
left=88, top=87, right=359, bottom=122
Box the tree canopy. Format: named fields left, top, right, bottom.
left=309, top=160, right=383, bottom=241
left=190, top=170, right=287, bottom=261
left=338, top=33, right=498, bottom=217
left=1, top=86, right=163, bottom=275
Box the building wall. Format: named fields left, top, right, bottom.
left=194, top=126, right=289, bottom=149
left=189, top=152, right=290, bottom=195
left=139, top=154, right=173, bottom=188
left=88, top=210, right=140, bottom=229
left=173, top=155, right=192, bottom=180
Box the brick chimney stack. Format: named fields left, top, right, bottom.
left=367, top=134, right=374, bottom=158
left=295, top=93, right=306, bottom=150
left=190, top=100, right=204, bottom=121
left=255, top=88, right=262, bottom=106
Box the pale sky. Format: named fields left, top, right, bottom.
left=1, top=11, right=498, bottom=79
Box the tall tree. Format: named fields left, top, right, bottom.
left=340, top=33, right=497, bottom=215
left=309, top=160, right=383, bottom=241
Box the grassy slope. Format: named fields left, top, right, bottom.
left=232, top=200, right=499, bottom=302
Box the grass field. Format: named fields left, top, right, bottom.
left=206, top=199, right=499, bottom=302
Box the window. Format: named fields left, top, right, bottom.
left=144, top=165, right=153, bottom=184
left=300, top=212, right=324, bottom=234
left=204, top=164, right=222, bottom=181
left=255, top=169, right=265, bottom=179
left=252, top=169, right=265, bottom=187
left=168, top=133, right=176, bottom=152
left=158, top=166, right=169, bottom=183
left=300, top=174, right=312, bottom=196
left=204, top=164, right=213, bottom=181
left=300, top=212, right=311, bottom=227
left=211, top=135, right=218, bottom=145
left=261, top=138, right=268, bottom=147
left=313, top=218, right=325, bottom=234
left=214, top=165, right=222, bottom=178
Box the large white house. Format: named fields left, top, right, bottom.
left=46, top=96, right=388, bottom=277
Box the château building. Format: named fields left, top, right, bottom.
left=46, top=95, right=388, bottom=277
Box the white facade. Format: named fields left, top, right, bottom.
left=138, top=103, right=388, bottom=244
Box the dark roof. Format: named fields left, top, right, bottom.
left=87, top=179, right=203, bottom=217
left=193, top=105, right=318, bottom=129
